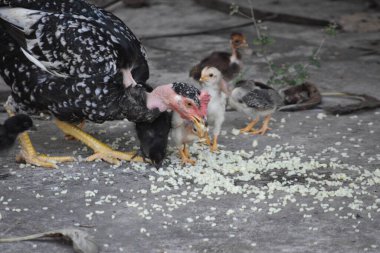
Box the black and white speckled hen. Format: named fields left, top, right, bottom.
left=0, top=0, right=208, bottom=168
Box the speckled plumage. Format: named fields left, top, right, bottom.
left=0, top=0, right=157, bottom=123
left=230, top=80, right=283, bottom=116
left=172, top=82, right=201, bottom=106
left=0, top=0, right=148, bottom=80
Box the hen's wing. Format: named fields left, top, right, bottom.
left=0, top=1, right=148, bottom=82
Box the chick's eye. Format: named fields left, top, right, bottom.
left=209, top=73, right=213, bottom=77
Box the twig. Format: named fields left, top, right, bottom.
left=140, top=21, right=255, bottom=40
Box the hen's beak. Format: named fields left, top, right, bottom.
left=191, top=116, right=207, bottom=138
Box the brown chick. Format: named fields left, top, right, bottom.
left=189, top=32, right=248, bottom=83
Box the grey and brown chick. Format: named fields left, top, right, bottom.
left=229, top=80, right=283, bottom=135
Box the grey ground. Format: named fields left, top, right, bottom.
left=0, top=0, right=379, bottom=252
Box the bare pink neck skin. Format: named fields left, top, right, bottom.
left=146, top=84, right=175, bottom=112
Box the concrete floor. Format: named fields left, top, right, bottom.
left=0, top=0, right=379, bottom=252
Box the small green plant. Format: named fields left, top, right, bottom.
left=230, top=1, right=337, bottom=87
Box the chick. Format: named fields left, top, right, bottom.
left=199, top=67, right=229, bottom=152
left=0, top=114, right=35, bottom=154
left=229, top=80, right=283, bottom=135
left=135, top=111, right=172, bottom=169
left=190, top=32, right=248, bottom=83
left=171, top=112, right=207, bottom=165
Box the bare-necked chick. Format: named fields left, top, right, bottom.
left=171, top=113, right=198, bottom=165
left=229, top=80, right=283, bottom=135
left=199, top=67, right=229, bottom=152
left=0, top=114, right=35, bottom=153
left=170, top=91, right=210, bottom=165
left=189, top=32, right=248, bottom=83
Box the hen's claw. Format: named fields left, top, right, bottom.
left=16, top=132, right=75, bottom=169
left=55, top=120, right=143, bottom=165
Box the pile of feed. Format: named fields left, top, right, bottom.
left=127, top=141, right=380, bottom=221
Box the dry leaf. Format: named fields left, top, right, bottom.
left=0, top=228, right=98, bottom=253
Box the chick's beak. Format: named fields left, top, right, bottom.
left=191, top=116, right=207, bottom=138
left=199, top=76, right=208, bottom=83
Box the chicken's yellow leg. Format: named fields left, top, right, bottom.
left=5, top=110, right=74, bottom=169
left=251, top=115, right=272, bottom=135
left=210, top=135, right=219, bottom=152
left=203, top=132, right=211, bottom=146
left=240, top=117, right=259, bottom=133
left=55, top=119, right=142, bottom=165
left=15, top=133, right=75, bottom=169
left=65, top=121, right=85, bottom=140
left=179, top=144, right=195, bottom=165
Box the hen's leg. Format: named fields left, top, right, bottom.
left=5, top=109, right=74, bottom=169
left=55, top=119, right=143, bottom=165
left=65, top=121, right=85, bottom=140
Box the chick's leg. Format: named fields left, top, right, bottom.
left=250, top=115, right=272, bottom=135
left=179, top=144, right=195, bottom=165
left=240, top=117, right=259, bottom=133
left=210, top=135, right=219, bottom=152
left=5, top=109, right=74, bottom=169
left=203, top=132, right=211, bottom=146
left=55, top=119, right=143, bottom=165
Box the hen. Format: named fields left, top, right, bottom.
left=0, top=0, right=207, bottom=168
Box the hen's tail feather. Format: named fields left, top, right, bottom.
left=0, top=18, right=26, bottom=49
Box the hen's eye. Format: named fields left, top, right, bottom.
left=186, top=102, right=193, bottom=107
left=209, top=73, right=214, bottom=77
